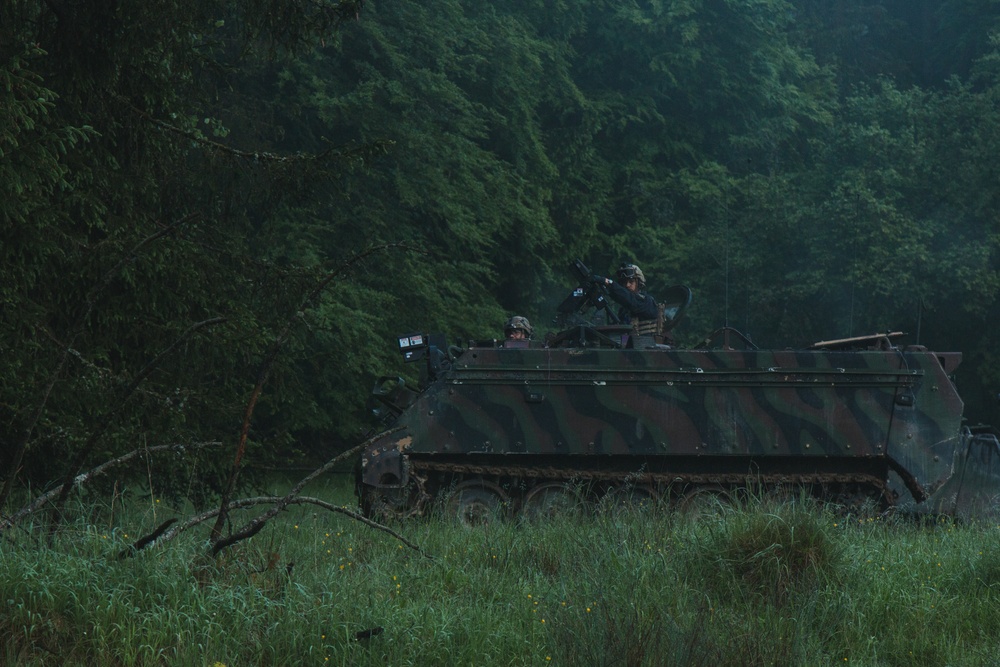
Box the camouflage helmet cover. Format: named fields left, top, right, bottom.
left=504, top=315, right=533, bottom=338
left=617, top=263, right=646, bottom=288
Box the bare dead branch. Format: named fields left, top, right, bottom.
left=210, top=242, right=417, bottom=540
left=154, top=427, right=426, bottom=556
left=52, top=318, right=227, bottom=516
left=117, top=518, right=178, bottom=559
left=212, top=521, right=265, bottom=556
left=0, top=441, right=221, bottom=534
left=266, top=425, right=402, bottom=510
left=0, top=213, right=201, bottom=509
left=214, top=436, right=368, bottom=545
left=159, top=493, right=427, bottom=556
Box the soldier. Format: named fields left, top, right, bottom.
left=504, top=315, right=533, bottom=342
left=596, top=263, right=658, bottom=347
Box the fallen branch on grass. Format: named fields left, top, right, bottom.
left=211, top=243, right=415, bottom=541
left=0, top=441, right=222, bottom=534
left=116, top=518, right=178, bottom=559
left=162, top=427, right=427, bottom=557
left=149, top=493, right=427, bottom=556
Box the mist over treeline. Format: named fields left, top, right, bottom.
left=3, top=0, right=999, bottom=500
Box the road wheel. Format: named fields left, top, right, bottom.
left=598, top=484, right=659, bottom=515
left=676, top=485, right=733, bottom=520
left=361, top=476, right=427, bottom=521
left=446, top=481, right=508, bottom=527
left=522, top=483, right=585, bottom=521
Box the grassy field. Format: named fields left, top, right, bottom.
left=3, top=476, right=1000, bottom=666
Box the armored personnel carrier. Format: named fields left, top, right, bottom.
left=356, top=262, right=1000, bottom=523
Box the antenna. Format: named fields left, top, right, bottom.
left=848, top=192, right=860, bottom=338
left=916, top=297, right=923, bottom=345
left=724, top=201, right=730, bottom=329
left=745, top=264, right=751, bottom=336
left=848, top=282, right=855, bottom=338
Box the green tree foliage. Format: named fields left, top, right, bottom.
left=791, top=1, right=915, bottom=89
left=0, top=0, right=366, bottom=508
left=270, top=0, right=571, bottom=328
left=4, top=0, right=1000, bottom=516
left=558, top=0, right=838, bottom=338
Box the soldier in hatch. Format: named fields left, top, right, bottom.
left=595, top=262, right=658, bottom=348
left=503, top=315, right=533, bottom=342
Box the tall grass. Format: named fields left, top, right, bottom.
left=3, top=479, right=1000, bottom=666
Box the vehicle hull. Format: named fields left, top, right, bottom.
left=358, top=342, right=987, bottom=518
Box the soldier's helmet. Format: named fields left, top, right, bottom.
left=504, top=315, right=533, bottom=339
left=617, top=263, right=646, bottom=289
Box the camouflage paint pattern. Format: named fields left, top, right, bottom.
left=360, top=340, right=980, bottom=511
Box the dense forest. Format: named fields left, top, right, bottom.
left=3, top=0, right=1000, bottom=507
